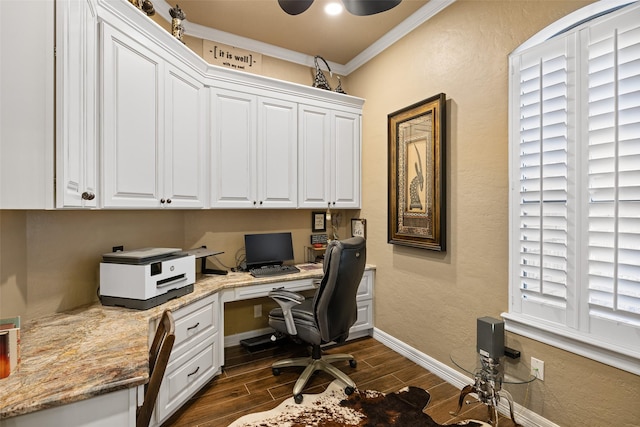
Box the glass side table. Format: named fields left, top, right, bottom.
left=449, top=347, right=536, bottom=426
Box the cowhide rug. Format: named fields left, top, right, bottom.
left=229, top=380, right=490, bottom=427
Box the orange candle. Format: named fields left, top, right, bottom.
left=0, top=332, right=9, bottom=378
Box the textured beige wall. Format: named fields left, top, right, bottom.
left=0, top=210, right=185, bottom=319
left=0, top=211, right=28, bottom=319
left=347, top=1, right=640, bottom=425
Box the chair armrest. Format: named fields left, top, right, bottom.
left=268, top=288, right=304, bottom=336
left=268, top=289, right=305, bottom=304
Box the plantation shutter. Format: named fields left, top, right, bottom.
left=507, top=3, right=640, bottom=374
left=515, top=36, right=571, bottom=323
left=586, top=14, right=640, bottom=344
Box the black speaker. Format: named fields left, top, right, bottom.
left=477, top=317, right=504, bottom=359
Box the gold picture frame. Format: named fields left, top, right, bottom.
left=388, top=93, right=446, bottom=251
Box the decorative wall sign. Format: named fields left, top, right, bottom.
left=312, top=211, right=327, bottom=232
left=203, top=40, right=262, bottom=73
left=388, top=93, right=446, bottom=251
left=351, top=218, right=366, bottom=238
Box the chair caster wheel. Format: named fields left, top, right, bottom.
left=345, top=386, right=355, bottom=395
left=349, top=359, right=357, bottom=368
left=272, top=368, right=281, bottom=376
left=294, top=394, right=303, bottom=404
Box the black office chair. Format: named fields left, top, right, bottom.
left=137, top=310, right=175, bottom=427
left=268, top=236, right=366, bottom=403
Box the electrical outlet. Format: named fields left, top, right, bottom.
left=531, top=357, right=545, bottom=381
left=253, top=304, right=262, bottom=318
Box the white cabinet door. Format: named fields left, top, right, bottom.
left=56, top=0, right=98, bottom=208
left=331, top=111, right=361, bottom=208
left=0, top=0, right=54, bottom=209
left=163, top=65, right=207, bottom=208
left=102, top=23, right=163, bottom=208
left=298, top=105, right=331, bottom=208
left=298, top=105, right=361, bottom=208
left=210, top=87, right=256, bottom=208
left=257, top=97, right=297, bottom=208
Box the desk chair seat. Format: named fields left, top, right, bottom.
left=268, top=236, right=366, bottom=404
left=137, top=310, right=175, bottom=427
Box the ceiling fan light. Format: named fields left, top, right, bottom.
left=324, top=2, right=343, bottom=15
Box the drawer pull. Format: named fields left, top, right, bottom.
left=187, top=366, right=200, bottom=377
left=187, top=322, right=200, bottom=331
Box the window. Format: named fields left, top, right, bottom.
left=506, top=1, right=640, bottom=375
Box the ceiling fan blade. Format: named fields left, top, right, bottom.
left=341, top=0, right=402, bottom=16
left=278, top=0, right=314, bottom=15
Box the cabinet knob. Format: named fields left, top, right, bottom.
left=259, top=200, right=263, bottom=205
left=253, top=201, right=257, bottom=205
left=81, top=191, right=95, bottom=200
left=166, top=199, right=172, bottom=204
left=161, top=198, right=166, bottom=203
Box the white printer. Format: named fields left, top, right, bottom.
left=100, top=248, right=195, bottom=310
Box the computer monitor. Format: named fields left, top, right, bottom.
left=244, top=232, right=294, bottom=268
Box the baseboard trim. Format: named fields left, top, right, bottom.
left=372, top=328, right=560, bottom=427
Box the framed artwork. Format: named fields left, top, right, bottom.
left=351, top=218, right=366, bottom=239
left=312, top=211, right=327, bottom=232
left=388, top=93, right=446, bottom=251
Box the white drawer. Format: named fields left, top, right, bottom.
left=234, top=278, right=315, bottom=300
left=172, top=294, right=218, bottom=352
left=156, top=332, right=219, bottom=423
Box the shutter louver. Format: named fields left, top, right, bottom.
left=587, top=23, right=640, bottom=325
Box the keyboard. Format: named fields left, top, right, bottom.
left=249, top=264, right=301, bottom=278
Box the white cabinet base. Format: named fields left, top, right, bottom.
left=0, top=387, right=139, bottom=427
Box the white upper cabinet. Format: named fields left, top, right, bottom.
left=101, top=23, right=163, bottom=208
left=256, top=97, right=298, bottom=208
left=56, top=0, right=98, bottom=208
left=210, top=87, right=297, bottom=208
left=0, top=0, right=363, bottom=210
left=298, top=105, right=331, bottom=208
left=332, top=111, right=361, bottom=208
left=210, top=87, right=257, bottom=208
left=0, top=0, right=55, bottom=209
left=298, top=105, right=361, bottom=209
left=101, top=23, right=206, bottom=208
left=163, top=65, right=207, bottom=208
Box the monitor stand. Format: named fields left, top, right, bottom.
left=187, top=246, right=228, bottom=275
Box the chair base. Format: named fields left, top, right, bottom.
left=272, top=352, right=357, bottom=401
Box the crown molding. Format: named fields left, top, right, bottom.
left=153, top=0, right=455, bottom=76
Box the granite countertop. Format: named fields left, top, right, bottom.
left=0, top=264, right=335, bottom=419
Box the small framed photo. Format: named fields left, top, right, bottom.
left=312, top=211, right=327, bottom=232
left=351, top=218, right=366, bottom=238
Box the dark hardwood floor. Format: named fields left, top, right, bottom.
left=163, top=336, right=518, bottom=427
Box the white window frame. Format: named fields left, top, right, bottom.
left=505, top=0, right=640, bottom=375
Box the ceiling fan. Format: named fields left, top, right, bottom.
left=278, top=0, right=402, bottom=16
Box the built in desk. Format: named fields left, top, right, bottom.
left=0, top=264, right=375, bottom=427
